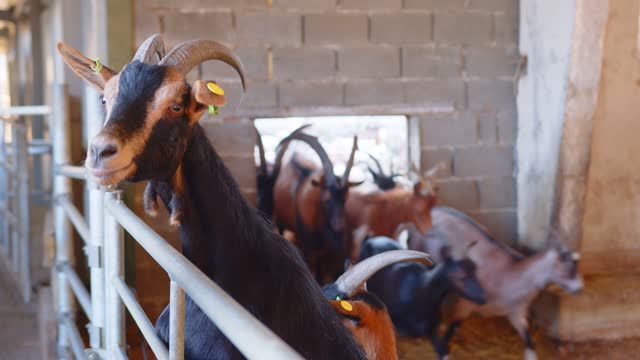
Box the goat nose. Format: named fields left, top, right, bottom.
left=90, top=141, right=119, bottom=165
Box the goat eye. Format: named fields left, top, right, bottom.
left=100, top=97, right=106, bottom=105
left=170, top=104, right=183, bottom=113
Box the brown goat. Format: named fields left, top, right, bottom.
left=345, top=163, right=443, bottom=260
left=411, top=207, right=583, bottom=360
left=323, top=250, right=432, bottom=360
left=273, top=130, right=362, bottom=283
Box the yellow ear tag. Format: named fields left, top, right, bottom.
left=91, top=58, right=103, bottom=73
left=207, top=82, right=225, bottom=96
left=340, top=300, right=353, bottom=312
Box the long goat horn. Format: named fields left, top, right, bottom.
left=368, top=153, right=386, bottom=176
left=272, top=124, right=312, bottom=180
left=133, top=34, right=166, bottom=64
left=341, top=136, right=358, bottom=186
left=278, top=128, right=337, bottom=186
left=159, top=40, right=246, bottom=93
left=254, top=126, right=267, bottom=175
left=334, top=250, right=431, bottom=297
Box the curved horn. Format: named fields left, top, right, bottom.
left=160, top=40, right=246, bottom=92
left=341, top=136, right=358, bottom=186
left=334, top=250, right=431, bottom=296
left=254, top=126, right=267, bottom=175
left=133, top=34, right=166, bottom=64
left=272, top=124, right=312, bottom=180
left=368, top=153, right=386, bottom=176
left=278, top=129, right=337, bottom=185
left=424, top=162, right=445, bottom=178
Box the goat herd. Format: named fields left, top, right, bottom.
left=57, top=34, right=583, bottom=359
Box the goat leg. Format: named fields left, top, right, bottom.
left=143, top=181, right=160, bottom=217
left=168, top=192, right=184, bottom=227
left=440, top=320, right=462, bottom=359
left=508, top=312, right=537, bottom=360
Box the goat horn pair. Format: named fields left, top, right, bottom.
left=368, top=153, right=387, bottom=177
left=278, top=129, right=337, bottom=186
left=334, top=250, right=431, bottom=296
left=133, top=34, right=166, bottom=64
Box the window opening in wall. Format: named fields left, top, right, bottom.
left=254, top=116, right=408, bottom=184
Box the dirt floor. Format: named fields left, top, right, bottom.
left=397, top=316, right=640, bottom=360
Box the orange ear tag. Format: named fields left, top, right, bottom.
left=207, top=82, right=225, bottom=95
left=340, top=300, right=353, bottom=312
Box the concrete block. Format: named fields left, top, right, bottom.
left=273, top=47, right=335, bottom=80
left=478, top=112, right=497, bottom=144
left=345, top=81, right=404, bottom=105
left=404, top=79, right=466, bottom=108
left=404, top=0, right=465, bottom=10
left=494, top=13, right=519, bottom=45
left=467, top=80, right=515, bottom=111
left=497, top=109, right=517, bottom=144
left=338, top=47, right=400, bottom=78
left=469, top=209, right=517, bottom=246
left=419, top=112, right=477, bottom=146
left=438, top=179, right=480, bottom=210
left=478, top=176, right=516, bottom=208
left=236, top=12, right=302, bottom=46
left=420, top=148, right=453, bottom=177
left=467, top=0, right=518, bottom=14
left=279, top=82, right=344, bottom=107
left=454, top=145, right=514, bottom=177
left=434, top=12, right=492, bottom=45
left=272, top=0, right=336, bottom=10
left=465, top=47, right=519, bottom=78
left=305, top=14, right=368, bottom=45
left=402, top=46, right=462, bottom=78
left=371, top=13, right=432, bottom=44
left=164, top=12, right=234, bottom=46
left=341, top=0, right=402, bottom=9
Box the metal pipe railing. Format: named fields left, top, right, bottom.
left=57, top=195, right=91, bottom=245
left=61, top=263, right=92, bottom=320
left=56, top=165, right=86, bottom=180
left=169, top=281, right=185, bottom=360
left=61, top=314, right=89, bottom=360
left=104, top=194, right=304, bottom=360
left=112, top=276, right=168, bottom=360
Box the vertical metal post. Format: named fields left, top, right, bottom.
left=88, top=185, right=105, bottom=350
left=0, top=121, right=7, bottom=253
left=15, top=119, right=30, bottom=303
left=104, top=191, right=125, bottom=357
left=51, top=0, right=73, bottom=356
left=10, top=122, right=19, bottom=274
left=169, top=280, right=185, bottom=360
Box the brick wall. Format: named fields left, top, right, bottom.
left=133, top=1, right=519, bottom=240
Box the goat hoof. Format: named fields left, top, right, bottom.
left=524, top=348, right=537, bottom=360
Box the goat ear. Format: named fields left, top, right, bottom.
left=56, top=42, right=116, bottom=91
left=191, top=80, right=227, bottom=121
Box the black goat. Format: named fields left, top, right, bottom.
left=359, top=236, right=486, bottom=359
left=367, top=154, right=400, bottom=191
left=59, top=35, right=370, bottom=359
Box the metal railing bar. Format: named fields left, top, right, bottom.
left=56, top=165, right=87, bottom=180
left=61, top=315, right=89, bottom=360
left=105, top=197, right=304, bottom=360
left=169, top=281, right=185, bottom=360
left=115, top=347, right=127, bottom=360
left=0, top=202, right=17, bottom=225
left=60, top=263, right=92, bottom=321
left=58, top=195, right=90, bottom=244
left=112, top=276, right=169, bottom=360
left=0, top=105, right=51, bottom=116
left=0, top=160, right=15, bottom=174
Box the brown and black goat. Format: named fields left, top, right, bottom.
left=273, top=130, right=362, bottom=283
left=59, top=34, right=372, bottom=360
left=345, top=162, right=444, bottom=260
left=410, top=207, right=583, bottom=360
left=254, top=124, right=309, bottom=218
left=323, top=249, right=432, bottom=360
